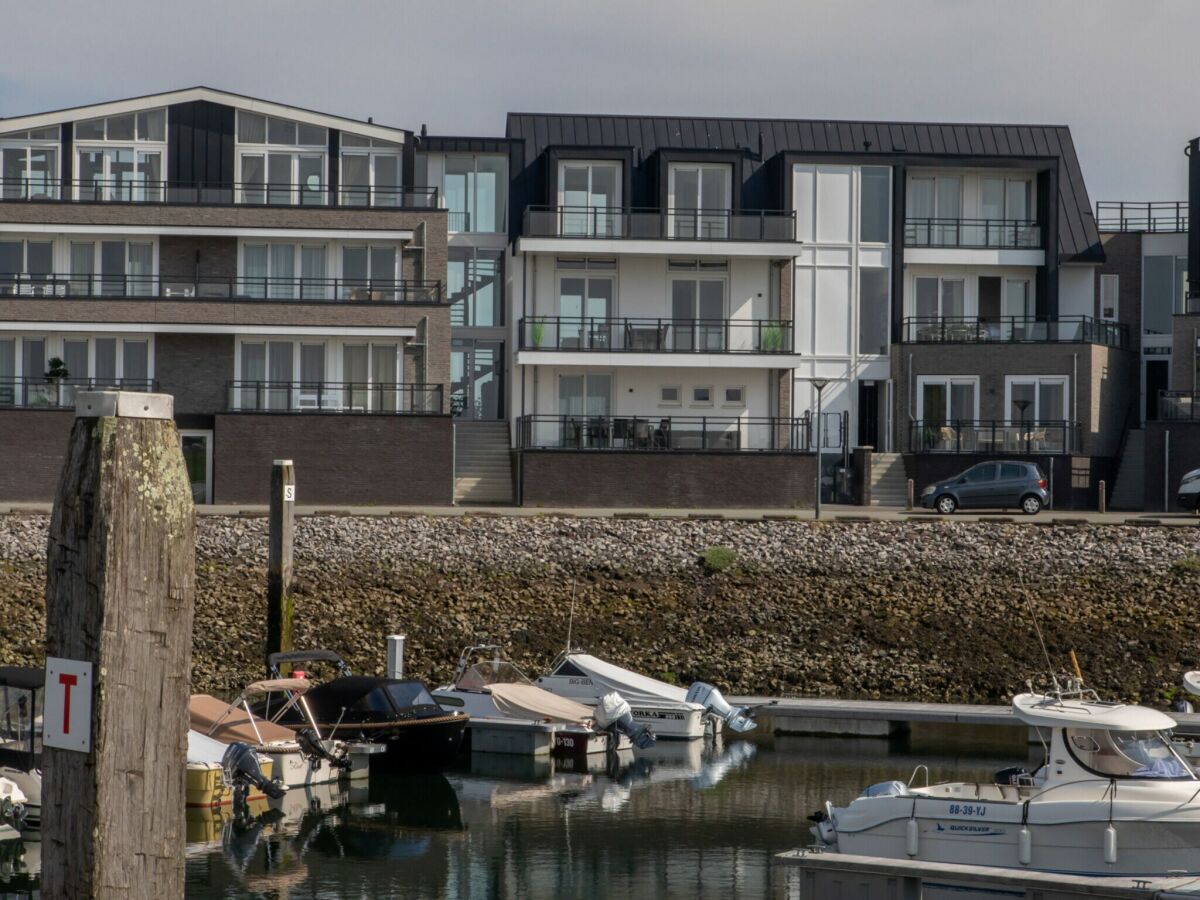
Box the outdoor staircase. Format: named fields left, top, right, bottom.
left=869, top=452, right=910, bottom=507
left=454, top=421, right=515, bottom=505
left=1109, top=428, right=1145, bottom=510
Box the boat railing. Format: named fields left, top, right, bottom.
left=908, top=764, right=930, bottom=789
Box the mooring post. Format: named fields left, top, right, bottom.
left=267, top=459, right=296, bottom=673
left=42, top=391, right=195, bottom=900
left=387, top=634, right=407, bottom=678
left=1098, top=479, right=1107, bottom=514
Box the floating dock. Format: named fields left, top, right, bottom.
left=734, top=696, right=1200, bottom=739
left=776, top=849, right=1200, bottom=898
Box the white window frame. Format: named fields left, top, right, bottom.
left=721, top=385, right=746, bottom=407
left=915, top=375, right=980, bottom=422
left=1, top=133, right=60, bottom=200
left=1100, top=273, right=1119, bottom=322
left=555, top=370, right=613, bottom=416
left=858, top=166, right=892, bottom=245
left=73, top=109, right=167, bottom=203
left=238, top=240, right=329, bottom=299
left=0, top=333, right=154, bottom=380
left=659, top=385, right=682, bottom=407
left=911, top=274, right=968, bottom=319
left=668, top=163, right=732, bottom=239
left=557, top=160, right=622, bottom=209
left=442, top=154, right=508, bottom=233
left=235, top=111, right=329, bottom=206
left=179, top=429, right=214, bottom=505
left=339, top=146, right=402, bottom=207
left=691, top=385, right=714, bottom=407
left=1004, top=375, right=1069, bottom=426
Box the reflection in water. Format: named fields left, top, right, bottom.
left=13, top=728, right=1035, bottom=898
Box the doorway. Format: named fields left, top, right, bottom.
left=1145, top=359, right=1169, bottom=422
left=179, top=430, right=212, bottom=505
left=857, top=382, right=879, bottom=449
left=451, top=339, right=504, bottom=420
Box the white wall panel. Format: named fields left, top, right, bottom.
left=1058, top=266, right=1095, bottom=318
left=792, top=166, right=816, bottom=244
left=816, top=167, right=852, bottom=244
left=815, top=267, right=851, bottom=356
left=794, top=265, right=814, bottom=355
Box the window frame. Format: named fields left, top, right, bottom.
left=915, top=374, right=980, bottom=422
left=1004, top=375, right=1070, bottom=426
left=1100, top=273, right=1119, bottom=322
left=691, top=385, right=714, bottom=407
left=659, top=385, right=682, bottom=407
left=721, top=385, right=746, bottom=407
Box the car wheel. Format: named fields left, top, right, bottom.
left=936, top=495, right=957, bottom=515
left=1021, top=495, right=1042, bottom=515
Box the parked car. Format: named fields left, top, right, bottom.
left=920, top=461, right=1049, bottom=515
left=1178, top=467, right=1200, bottom=511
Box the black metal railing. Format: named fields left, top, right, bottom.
left=0, top=376, right=157, bottom=409
left=901, top=316, right=1128, bottom=348
left=446, top=211, right=470, bottom=232
left=0, top=273, right=444, bottom=304
left=517, top=414, right=835, bottom=452
left=904, top=218, right=1041, bottom=249
left=522, top=206, right=796, bottom=241
left=519, top=317, right=792, bottom=353
left=1095, top=201, right=1188, bottom=234
left=0, top=177, right=438, bottom=209
left=226, top=381, right=443, bottom=414
left=908, top=419, right=1076, bottom=454
left=1158, top=391, right=1200, bottom=421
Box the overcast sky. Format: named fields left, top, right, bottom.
left=1, top=0, right=1194, bottom=201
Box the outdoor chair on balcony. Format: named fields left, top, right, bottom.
left=626, top=323, right=668, bottom=351
left=653, top=419, right=672, bottom=449
left=561, top=418, right=583, bottom=449
left=633, top=419, right=652, bottom=449
left=612, top=418, right=633, bottom=448
left=938, top=426, right=957, bottom=451
left=586, top=418, right=611, bottom=448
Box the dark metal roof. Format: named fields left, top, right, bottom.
left=506, top=113, right=1103, bottom=263
left=419, top=135, right=518, bottom=154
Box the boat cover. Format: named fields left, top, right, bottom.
left=187, top=729, right=228, bottom=765
left=488, top=683, right=592, bottom=724
left=559, top=654, right=694, bottom=707
left=1184, top=671, right=1200, bottom=698
left=244, top=678, right=312, bottom=698
left=189, top=694, right=298, bottom=746
left=1013, top=692, right=1176, bottom=731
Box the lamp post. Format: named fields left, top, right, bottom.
left=1014, top=398, right=1031, bottom=453
left=810, top=378, right=829, bottom=520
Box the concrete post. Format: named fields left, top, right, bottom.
left=386, top=634, right=407, bottom=678
left=43, top=391, right=195, bottom=899
left=267, top=459, right=295, bottom=673
left=906, top=478, right=915, bottom=511
left=1098, top=479, right=1107, bottom=514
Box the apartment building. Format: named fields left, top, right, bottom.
left=0, top=88, right=452, bottom=506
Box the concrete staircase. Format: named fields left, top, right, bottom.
left=1109, top=428, right=1145, bottom=510
left=869, top=452, right=909, bottom=507
left=454, top=421, right=515, bottom=504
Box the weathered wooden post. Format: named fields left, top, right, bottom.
left=42, top=391, right=194, bottom=899
left=266, top=459, right=295, bottom=671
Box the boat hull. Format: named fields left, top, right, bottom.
left=258, top=748, right=337, bottom=788
left=354, top=718, right=469, bottom=772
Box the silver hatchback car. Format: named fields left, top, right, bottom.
left=920, top=460, right=1050, bottom=515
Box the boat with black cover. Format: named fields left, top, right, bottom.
left=253, top=651, right=468, bottom=771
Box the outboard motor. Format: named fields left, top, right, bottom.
left=295, top=729, right=352, bottom=771
left=686, top=682, right=756, bottom=733
left=222, top=742, right=286, bottom=815
left=593, top=692, right=656, bottom=749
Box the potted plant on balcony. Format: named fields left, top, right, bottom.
left=531, top=320, right=546, bottom=348
left=759, top=322, right=786, bottom=352
left=35, top=356, right=70, bottom=407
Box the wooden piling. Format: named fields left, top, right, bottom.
left=266, top=459, right=295, bottom=672
left=42, top=391, right=195, bottom=900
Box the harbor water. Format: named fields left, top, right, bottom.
left=0, top=725, right=1032, bottom=898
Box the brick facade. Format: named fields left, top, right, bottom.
left=0, top=409, right=75, bottom=501
left=1170, top=314, right=1200, bottom=393
left=158, top=235, right=238, bottom=279
left=519, top=451, right=816, bottom=508
left=212, top=413, right=453, bottom=505
left=155, top=334, right=235, bottom=415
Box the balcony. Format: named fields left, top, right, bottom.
left=0, top=376, right=157, bottom=409
left=1095, top=202, right=1188, bottom=234
left=518, top=317, right=793, bottom=353
left=0, top=273, right=444, bottom=305
left=226, top=381, right=443, bottom=414
left=1158, top=392, right=1200, bottom=421
left=904, top=218, right=1041, bottom=249
left=0, top=177, right=439, bottom=209
left=522, top=206, right=796, bottom=242
left=518, top=414, right=815, bottom=452
left=901, top=316, right=1128, bottom=348
left=909, top=420, right=1076, bottom=454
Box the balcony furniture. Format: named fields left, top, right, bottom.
left=938, top=427, right=956, bottom=451
left=626, top=323, right=667, bottom=351
left=633, top=420, right=653, bottom=449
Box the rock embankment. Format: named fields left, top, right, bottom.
left=1, top=514, right=1198, bottom=703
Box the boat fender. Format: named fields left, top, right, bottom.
left=1018, top=801, right=1031, bottom=865
left=905, top=817, right=919, bottom=857
left=1104, top=823, right=1117, bottom=865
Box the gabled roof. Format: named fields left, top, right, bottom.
left=506, top=112, right=1103, bottom=264
left=0, top=86, right=409, bottom=144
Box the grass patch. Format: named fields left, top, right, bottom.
left=1171, top=556, right=1200, bottom=575
left=699, top=546, right=737, bottom=574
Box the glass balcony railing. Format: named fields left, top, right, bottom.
left=519, top=317, right=792, bottom=353
left=0, top=376, right=157, bottom=409
left=908, top=419, right=1076, bottom=454
left=1095, top=202, right=1188, bottom=234
left=518, top=414, right=815, bottom=452
left=901, top=316, right=1127, bottom=348
left=522, top=206, right=796, bottom=241
left=226, top=381, right=443, bottom=414
left=904, top=218, right=1040, bottom=249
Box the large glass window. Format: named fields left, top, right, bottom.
left=671, top=275, right=725, bottom=351
left=0, top=239, right=53, bottom=295
left=73, top=111, right=164, bottom=202
left=919, top=376, right=977, bottom=425
left=912, top=276, right=965, bottom=319
left=1007, top=376, right=1068, bottom=425
left=558, top=372, right=611, bottom=418
left=342, top=245, right=397, bottom=300
left=859, top=267, right=889, bottom=355
left=907, top=175, right=961, bottom=245
left=669, top=164, right=732, bottom=238
left=1143, top=255, right=1188, bottom=334
left=443, top=155, right=507, bottom=232
left=65, top=240, right=154, bottom=297
left=1065, top=729, right=1191, bottom=780
left=237, top=111, right=327, bottom=206
left=449, top=248, right=503, bottom=327
left=1, top=137, right=59, bottom=200
left=859, top=167, right=891, bottom=243
left=558, top=162, right=620, bottom=236
left=241, top=243, right=327, bottom=299
left=340, top=135, right=402, bottom=207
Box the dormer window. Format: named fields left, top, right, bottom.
left=236, top=111, right=327, bottom=206
left=558, top=161, right=620, bottom=236
left=668, top=164, right=731, bottom=239
left=74, top=110, right=166, bottom=202
left=340, top=135, right=402, bottom=207
left=1, top=126, right=60, bottom=200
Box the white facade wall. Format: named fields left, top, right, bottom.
left=1058, top=265, right=1096, bottom=318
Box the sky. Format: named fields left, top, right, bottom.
left=0, top=0, right=1194, bottom=201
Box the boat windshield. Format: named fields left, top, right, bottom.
left=385, top=683, right=439, bottom=710
left=1065, top=728, right=1193, bottom=779
left=457, top=661, right=532, bottom=690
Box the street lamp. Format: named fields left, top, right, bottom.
left=810, top=378, right=829, bottom=520
left=1013, top=398, right=1031, bottom=453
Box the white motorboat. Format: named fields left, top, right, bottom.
left=534, top=652, right=756, bottom=741
left=434, top=646, right=653, bottom=758
left=0, top=667, right=42, bottom=831
left=812, top=678, right=1200, bottom=876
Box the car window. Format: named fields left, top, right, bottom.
left=999, top=463, right=1025, bottom=480
left=962, top=463, right=996, bottom=483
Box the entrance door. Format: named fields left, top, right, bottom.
left=179, top=430, right=212, bottom=504
left=451, top=339, right=504, bottom=419
left=857, top=381, right=879, bottom=449
left=1145, top=359, right=1169, bottom=422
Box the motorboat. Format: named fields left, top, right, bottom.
left=186, top=729, right=283, bottom=809
left=534, top=652, right=756, bottom=740
left=255, top=650, right=469, bottom=771
left=812, top=677, right=1200, bottom=876
left=190, top=685, right=344, bottom=789
left=433, top=645, right=654, bottom=759
left=0, top=777, right=27, bottom=841
left=0, top=667, right=42, bottom=830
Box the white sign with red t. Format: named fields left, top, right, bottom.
left=43, top=657, right=93, bottom=753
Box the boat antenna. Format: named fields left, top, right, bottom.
left=1019, top=573, right=1058, bottom=692
left=566, top=580, right=577, bottom=654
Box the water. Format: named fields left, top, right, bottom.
left=1, top=727, right=1034, bottom=899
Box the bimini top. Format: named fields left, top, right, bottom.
left=1182, top=670, right=1200, bottom=698
left=548, top=653, right=696, bottom=708
left=1013, top=692, right=1176, bottom=731
left=0, top=667, right=44, bottom=691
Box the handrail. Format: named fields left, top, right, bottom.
left=1095, top=201, right=1188, bottom=234
left=903, top=217, right=1041, bottom=249
left=517, top=413, right=823, bottom=452
left=1158, top=391, right=1200, bottom=421
left=519, top=316, right=793, bottom=353
left=908, top=419, right=1077, bottom=454
left=0, top=272, right=444, bottom=304
left=901, top=316, right=1128, bottom=348
left=226, top=381, right=443, bottom=415
left=0, top=176, right=439, bottom=209
left=522, top=205, right=797, bottom=241
left=0, top=376, right=157, bottom=408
